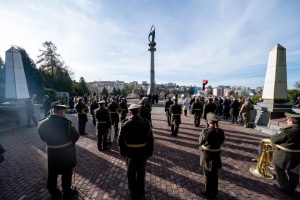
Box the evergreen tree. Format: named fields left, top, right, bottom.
left=117, top=88, right=121, bottom=95
left=294, top=81, right=300, bottom=89
left=79, top=77, right=89, bottom=94
left=188, top=85, right=194, bottom=95
left=101, top=87, right=109, bottom=97
left=112, top=87, right=117, bottom=95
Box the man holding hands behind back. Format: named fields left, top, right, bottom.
left=38, top=101, right=80, bottom=200
left=118, top=104, right=154, bottom=200
left=271, top=111, right=300, bottom=197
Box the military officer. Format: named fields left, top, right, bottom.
left=164, top=96, right=173, bottom=126
left=118, top=104, right=154, bottom=200
left=139, top=97, right=151, bottom=123
left=199, top=112, right=225, bottom=199
left=90, top=99, right=99, bottom=126
left=108, top=97, right=122, bottom=137
left=203, top=98, right=217, bottom=128
left=271, top=111, right=300, bottom=197
left=192, top=97, right=203, bottom=127
left=94, top=100, right=112, bottom=151
left=239, top=99, right=254, bottom=128
left=38, top=102, right=80, bottom=200
left=119, top=98, right=128, bottom=121
left=169, top=98, right=182, bottom=136
left=75, top=97, right=88, bottom=135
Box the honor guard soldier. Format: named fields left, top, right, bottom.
left=90, top=99, right=99, bottom=126
left=139, top=97, right=151, bottom=123
left=119, top=98, right=128, bottom=121
left=75, top=97, right=88, bottom=135
left=239, top=98, right=254, bottom=128
left=199, top=112, right=225, bottom=199
left=203, top=98, right=217, bottom=128
left=271, top=111, right=300, bottom=197
left=108, top=97, right=122, bottom=136
left=192, top=97, right=203, bottom=127
left=38, top=102, right=80, bottom=200
left=164, top=96, right=173, bottom=126
left=95, top=100, right=112, bottom=151
left=118, top=104, right=154, bottom=200
left=169, top=98, right=182, bottom=136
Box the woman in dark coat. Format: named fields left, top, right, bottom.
left=199, top=112, right=225, bottom=199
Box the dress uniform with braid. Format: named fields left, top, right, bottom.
left=38, top=102, right=80, bottom=200
left=118, top=104, right=154, bottom=200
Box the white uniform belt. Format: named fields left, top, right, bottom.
left=126, top=143, right=147, bottom=148
left=276, top=145, right=300, bottom=152
left=98, top=121, right=107, bottom=123
left=47, top=141, right=72, bottom=149
left=201, top=145, right=221, bottom=152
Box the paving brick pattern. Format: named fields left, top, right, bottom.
left=0, top=99, right=299, bottom=200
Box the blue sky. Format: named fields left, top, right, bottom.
left=0, top=0, right=300, bottom=89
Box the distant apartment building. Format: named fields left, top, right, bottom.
left=129, top=81, right=138, bottom=86
left=213, top=88, right=223, bottom=97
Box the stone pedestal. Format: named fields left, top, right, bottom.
left=147, top=46, right=156, bottom=95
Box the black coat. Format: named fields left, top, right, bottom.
left=95, top=107, right=112, bottom=129
left=270, top=124, right=300, bottom=174
left=38, top=115, right=80, bottom=172
left=75, top=102, right=88, bottom=123
left=169, top=103, right=182, bottom=124
left=199, top=126, right=225, bottom=170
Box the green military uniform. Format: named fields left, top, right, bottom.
left=203, top=99, right=217, bottom=128
left=192, top=100, right=203, bottom=127
left=38, top=103, right=80, bottom=199
left=90, top=100, right=99, bottom=126
left=118, top=104, right=154, bottom=200
left=95, top=100, right=112, bottom=151
left=108, top=98, right=121, bottom=136
left=164, top=98, right=173, bottom=126
left=169, top=99, right=182, bottom=136
left=75, top=97, right=88, bottom=135
left=119, top=99, right=128, bottom=121
left=270, top=112, right=300, bottom=196
left=239, top=100, right=253, bottom=128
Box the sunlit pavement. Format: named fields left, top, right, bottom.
left=0, top=99, right=299, bottom=200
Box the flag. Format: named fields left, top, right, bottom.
left=194, top=85, right=198, bottom=95
left=202, top=79, right=208, bottom=90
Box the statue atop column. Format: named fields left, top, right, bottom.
left=148, top=25, right=156, bottom=47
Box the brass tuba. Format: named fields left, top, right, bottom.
left=116, top=107, right=123, bottom=114
left=81, top=105, right=89, bottom=114
left=249, top=139, right=275, bottom=179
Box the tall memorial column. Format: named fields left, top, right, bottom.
left=147, top=25, right=156, bottom=95
left=255, top=44, right=291, bottom=126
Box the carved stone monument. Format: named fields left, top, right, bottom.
left=147, top=25, right=156, bottom=95
left=254, top=44, right=292, bottom=127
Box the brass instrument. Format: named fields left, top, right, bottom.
left=249, top=139, right=274, bottom=179
left=116, top=107, right=123, bottom=114
left=81, top=105, right=89, bottom=114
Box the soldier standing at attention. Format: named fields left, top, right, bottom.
left=25, top=94, right=38, bottom=128
left=90, top=99, right=99, bottom=126
left=119, top=98, right=128, bottom=121
left=164, top=96, right=173, bottom=126
left=239, top=99, right=254, bottom=128
left=199, top=113, right=225, bottom=199
left=38, top=102, right=80, bottom=200
left=203, top=98, right=217, bottom=128
left=94, top=100, right=112, bottom=151
left=271, top=112, right=300, bottom=197
left=169, top=98, right=182, bottom=136
left=75, top=97, right=88, bottom=135
left=139, top=97, right=151, bottom=123
left=192, top=97, right=203, bottom=127
left=118, top=104, right=154, bottom=200
left=108, top=97, right=121, bottom=137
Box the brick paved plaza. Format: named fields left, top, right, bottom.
left=0, top=99, right=299, bottom=200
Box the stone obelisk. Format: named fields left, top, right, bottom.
left=255, top=44, right=291, bottom=126
left=5, top=47, right=29, bottom=102
left=147, top=25, right=156, bottom=95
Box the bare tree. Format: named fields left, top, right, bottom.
left=294, top=80, right=300, bottom=89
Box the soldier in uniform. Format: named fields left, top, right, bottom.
left=192, top=97, right=203, bottom=127
left=119, top=98, right=128, bottom=121
left=25, top=94, right=38, bottom=128
left=271, top=112, right=300, bottom=197
left=108, top=97, right=121, bottom=137
left=75, top=97, right=88, bottom=135
left=38, top=102, right=80, bottom=200
left=90, top=99, right=99, bottom=126
left=199, top=112, right=225, bottom=199
left=164, top=96, right=173, bottom=126
left=239, top=99, right=254, bottom=128
left=203, top=98, right=218, bottom=128
left=94, top=100, right=112, bottom=151
left=118, top=104, right=154, bottom=200
left=169, top=98, right=182, bottom=136
left=139, top=97, right=151, bottom=123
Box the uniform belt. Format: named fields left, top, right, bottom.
left=47, top=141, right=72, bottom=149
left=201, top=145, right=221, bottom=152
left=172, top=114, right=181, bottom=115
left=276, top=145, right=300, bottom=153
left=97, top=121, right=107, bottom=123
left=126, top=143, right=147, bottom=148
left=109, top=112, right=117, bottom=113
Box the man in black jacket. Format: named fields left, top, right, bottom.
left=164, top=96, right=173, bottom=126
left=118, top=104, right=154, bottom=200
left=192, top=98, right=203, bottom=127
left=75, top=97, right=88, bottom=135
left=271, top=111, right=300, bottom=197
